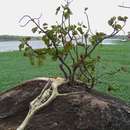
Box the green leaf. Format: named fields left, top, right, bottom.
left=42, top=35, right=50, bottom=46
left=118, top=16, right=124, bottom=21
left=35, top=53, right=46, bottom=65
left=108, top=20, right=113, bottom=26
left=23, top=46, right=35, bottom=65
left=24, top=47, right=33, bottom=56
left=46, top=30, right=55, bottom=40
left=51, top=52, right=58, bottom=61
left=37, top=57, right=43, bottom=65
left=77, top=27, right=84, bottom=34
left=19, top=43, right=25, bottom=51
left=83, top=25, right=87, bottom=28
left=84, top=7, right=88, bottom=11
left=63, top=11, right=69, bottom=19
left=124, top=16, right=128, bottom=21
left=29, top=56, right=35, bottom=65
left=118, top=16, right=128, bottom=22
left=43, top=23, right=48, bottom=30
left=64, top=41, right=73, bottom=53
left=56, top=6, right=60, bottom=15
left=63, top=6, right=72, bottom=19
left=43, top=26, right=48, bottom=30
left=32, top=27, right=38, bottom=33
left=114, top=24, right=122, bottom=30
left=43, top=23, right=48, bottom=26
left=72, top=30, right=78, bottom=35
left=89, top=36, right=96, bottom=45
left=48, top=48, right=53, bottom=54
left=108, top=16, right=116, bottom=26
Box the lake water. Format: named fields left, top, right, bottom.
left=0, top=39, right=123, bottom=52
left=0, top=40, right=44, bottom=52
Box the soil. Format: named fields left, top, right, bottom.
left=0, top=79, right=130, bottom=130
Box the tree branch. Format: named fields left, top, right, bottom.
left=118, top=5, right=130, bottom=9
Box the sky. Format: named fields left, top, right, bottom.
left=0, top=0, right=130, bottom=36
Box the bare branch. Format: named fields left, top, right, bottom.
left=84, top=10, right=94, bottom=35
left=118, top=5, right=130, bottom=9
left=79, top=66, right=90, bottom=81
left=59, top=64, right=68, bottom=79
left=19, top=14, right=42, bottom=27
left=87, top=21, right=126, bottom=56
left=64, top=0, right=74, bottom=5
left=19, top=15, right=46, bottom=33
left=52, top=41, right=72, bottom=79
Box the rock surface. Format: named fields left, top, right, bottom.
left=0, top=79, right=130, bottom=130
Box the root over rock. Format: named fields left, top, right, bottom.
left=0, top=78, right=130, bottom=130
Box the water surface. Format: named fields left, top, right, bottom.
left=0, top=40, right=44, bottom=52
left=0, top=39, right=124, bottom=52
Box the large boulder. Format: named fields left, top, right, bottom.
left=0, top=79, right=130, bottom=130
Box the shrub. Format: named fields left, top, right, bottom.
left=19, top=0, right=127, bottom=88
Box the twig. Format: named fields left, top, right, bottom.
left=118, top=5, right=130, bottom=9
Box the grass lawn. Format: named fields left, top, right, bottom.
left=0, top=41, right=130, bottom=103
left=95, top=42, right=130, bottom=103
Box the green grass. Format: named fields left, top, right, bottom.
left=0, top=51, right=61, bottom=91
left=0, top=41, right=130, bottom=103
left=95, top=42, right=130, bottom=103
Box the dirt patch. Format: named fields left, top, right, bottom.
left=0, top=79, right=130, bottom=130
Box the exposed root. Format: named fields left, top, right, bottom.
left=17, top=77, right=82, bottom=130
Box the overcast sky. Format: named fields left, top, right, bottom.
left=0, top=0, right=130, bottom=36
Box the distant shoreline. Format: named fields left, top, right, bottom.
left=0, top=35, right=40, bottom=42
left=0, top=35, right=128, bottom=42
